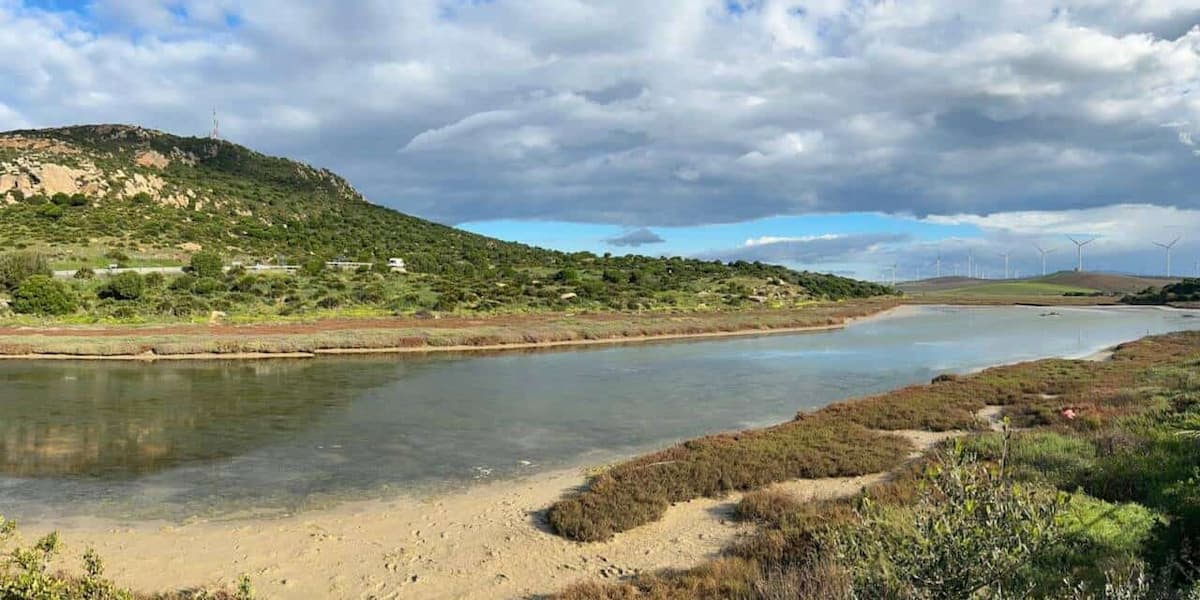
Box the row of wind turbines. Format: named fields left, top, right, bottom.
left=881, top=234, right=1187, bottom=285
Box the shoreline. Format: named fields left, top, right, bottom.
left=16, top=334, right=1142, bottom=600
left=0, top=303, right=913, bottom=362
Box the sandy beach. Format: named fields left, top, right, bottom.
left=23, top=426, right=952, bottom=600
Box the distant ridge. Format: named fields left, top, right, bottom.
left=0, top=124, right=893, bottom=304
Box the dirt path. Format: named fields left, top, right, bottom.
left=26, top=424, right=974, bottom=600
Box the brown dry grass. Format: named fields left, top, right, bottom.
left=0, top=300, right=898, bottom=357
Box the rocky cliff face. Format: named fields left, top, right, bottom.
left=0, top=124, right=361, bottom=213
left=0, top=124, right=512, bottom=262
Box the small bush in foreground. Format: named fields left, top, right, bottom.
left=830, top=444, right=1068, bottom=598
left=0, top=515, right=132, bottom=600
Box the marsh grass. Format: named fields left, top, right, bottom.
left=551, top=331, right=1200, bottom=599
left=546, top=419, right=910, bottom=542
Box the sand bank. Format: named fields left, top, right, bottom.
left=29, top=427, right=948, bottom=600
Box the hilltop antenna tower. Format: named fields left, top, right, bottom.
left=1152, top=237, right=1182, bottom=277
left=1034, top=244, right=1057, bottom=277
left=1067, top=236, right=1095, bottom=272
left=210, top=108, right=220, bottom=140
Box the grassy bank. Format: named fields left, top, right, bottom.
left=0, top=300, right=899, bottom=358
left=551, top=331, right=1200, bottom=598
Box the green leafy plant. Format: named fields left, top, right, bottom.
left=829, top=439, right=1068, bottom=599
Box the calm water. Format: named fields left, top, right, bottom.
left=1, top=305, right=1198, bottom=522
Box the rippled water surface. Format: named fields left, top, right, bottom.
left=2, top=305, right=1197, bottom=521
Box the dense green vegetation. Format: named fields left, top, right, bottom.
left=1125, top=279, right=1200, bottom=305
left=552, top=332, right=1200, bottom=599
left=0, top=249, right=892, bottom=323
left=0, top=125, right=893, bottom=321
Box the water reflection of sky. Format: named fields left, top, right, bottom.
left=1, top=305, right=1198, bottom=522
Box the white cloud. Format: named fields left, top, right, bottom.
left=744, top=234, right=842, bottom=247
left=0, top=0, right=1199, bottom=228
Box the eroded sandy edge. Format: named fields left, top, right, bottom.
left=0, top=305, right=915, bottom=362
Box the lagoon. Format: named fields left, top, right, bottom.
left=1, top=305, right=1197, bottom=522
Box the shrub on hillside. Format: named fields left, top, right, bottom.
left=37, top=203, right=63, bottom=220
left=104, top=249, right=131, bottom=267
left=73, top=267, right=96, bottom=280
left=189, top=251, right=224, bottom=279
left=300, top=256, right=326, bottom=276
left=12, top=275, right=77, bottom=316
left=0, top=252, right=51, bottom=291
left=98, top=272, right=146, bottom=301
left=191, top=277, right=225, bottom=295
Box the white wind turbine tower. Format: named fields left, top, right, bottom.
left=1034, top=244, right=1057, bottom=277
left=1152, top=237, right=1181, bottom=277
left=1067, top=236, right=1095, bottom=272
left=885, top=263, right=898, bottom=287
left=998, top=252, right=1011, bottom=279
left=935, top=252, right=942, bottom=278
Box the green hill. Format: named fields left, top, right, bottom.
left=899, top=271, right=1186, bottom=300
left=0, top=124, right=892, bottom=319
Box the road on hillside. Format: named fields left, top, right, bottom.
left=52, top=266, right=185, bottom=279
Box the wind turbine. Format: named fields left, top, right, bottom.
left=886, top=263, right=898, bottom=287
left=1067, top=236, right=1095, bottom=272
left=967, top=249, right=974, bottom=279
left=934, top=253, right=942, bottom=278
left=1034, top=244, right=1057, bottom=277
left=1152, top=237, right=1181, bottom=277
left=998, top=252, right=1011, bottom=279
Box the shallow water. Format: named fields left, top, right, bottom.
left=1, top=305, right=1197, bottom=521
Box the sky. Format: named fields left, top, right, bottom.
left=3, top=1, right=1200, bottom=281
